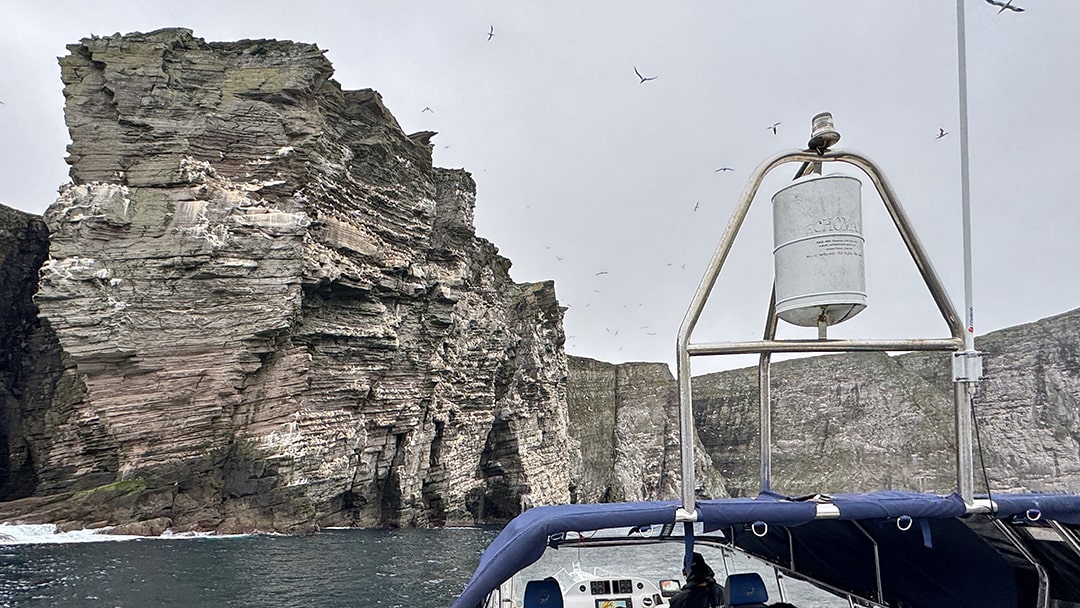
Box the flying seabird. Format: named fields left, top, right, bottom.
left=767, top=122, right=781, bottom=135
left=595, top=271, right=609, bottom=276
left=936, top=128, right=948, bottom=139
left=422, top=106, right=433, bottom=113
left=693, top=202, right=700, bottom=212
left=634, top=67, right=657, bottom=84
left=487, top=26, right=494, bottom=40
left=714, top=167, right=733, bottom=172
left=985, top=0, right=1024, bottom=13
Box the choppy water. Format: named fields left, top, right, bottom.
left=0, top=524, right=499, bottom=608
left=0, top=524, right=846, bottom=608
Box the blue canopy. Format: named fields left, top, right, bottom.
left=991, top=493, right=1080, bottom=524
left=452, top=493, right=825, bottom=608
left=826, top=490, right=968, bottom=519
left=452, top=491, right=1080, bottom=608
left=452, top=500, right=679, bottom=608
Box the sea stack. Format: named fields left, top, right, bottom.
left=0, top=28, right=570, bottom=532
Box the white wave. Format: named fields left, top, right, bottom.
left=0, top=523, right=245, bottom=545
left=0, top=523, right=137, bottom=544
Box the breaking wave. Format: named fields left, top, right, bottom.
left=0, top=523, right=231, bottom=545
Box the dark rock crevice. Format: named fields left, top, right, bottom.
left=0, top=209, right=59, bottom=500
left=470, top=419, right=525, bottom=522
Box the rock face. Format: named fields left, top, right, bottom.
left=693, top=352, right=956, bottom=497
left=692, top=308, right=1080, bottom=498
left=0, top=29, right=570, bottom=532
left=901, top=309, right=1080, bottom=493
left=566, top=356, right=725, bottom=503
left=0, top=206, right=62, bottom=502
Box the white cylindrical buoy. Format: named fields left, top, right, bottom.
left=772, top=173, right=866, bottom=327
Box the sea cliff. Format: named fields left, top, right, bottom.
left=1, top=29, right=1078, bottom=534
left=0, top=29, right=571, bottom=533
left=691, top=308, right=1080, bottom=497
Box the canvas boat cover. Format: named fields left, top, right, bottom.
left=451, top=491, right=1080, bottom=608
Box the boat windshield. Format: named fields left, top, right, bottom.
left=499, top=530, right=851, bottom=608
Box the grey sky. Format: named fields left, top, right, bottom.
left=2, top=1, right=1078, bottom=373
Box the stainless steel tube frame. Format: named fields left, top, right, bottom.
left=676, top=148, right=966, bottom=513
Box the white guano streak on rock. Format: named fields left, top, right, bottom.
left=47, top=182, right=133, bottom=227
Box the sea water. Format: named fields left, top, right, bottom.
left=0, top=524, right=500, bottom=607
left=0, top=524, right=846, bottom=608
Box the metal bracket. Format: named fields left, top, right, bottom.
left=952, top=350, right=984, bottom=382
left=674, top=507, right=698, bottom=523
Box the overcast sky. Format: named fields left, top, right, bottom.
left=2, top=1, right=1078, bottom=373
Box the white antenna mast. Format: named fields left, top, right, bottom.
left=952, top=0, right=984, bottom=505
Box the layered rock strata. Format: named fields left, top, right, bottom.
left=692, top=308, right=1080, bottom=497
left=899, top=309, right=1080, bottom=493
left=567, top=356, right=725, bottom=502
left=0, top=29, right=569, bottom=532
left=692, top=352, right=956, bottom=497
